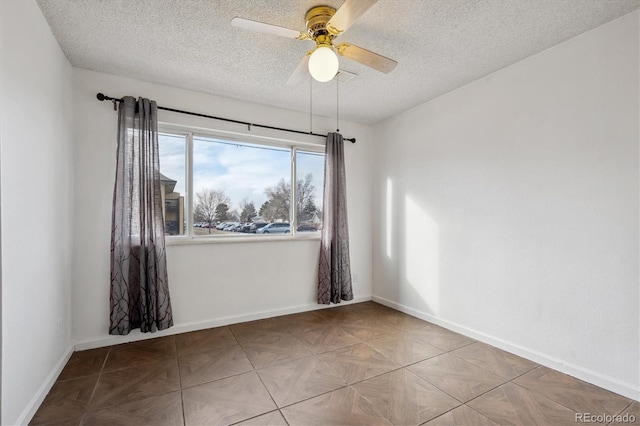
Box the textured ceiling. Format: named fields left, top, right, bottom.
left=37, top=0, right=639, bottom=125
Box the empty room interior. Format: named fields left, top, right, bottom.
left=1, top=0, right=639, bottom=425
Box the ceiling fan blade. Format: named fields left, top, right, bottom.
left=336, top=43, right=397, bottom=74
left=286, top=52, right=311, bottom=86
left=231, top=17, right=308, bottom=40
left=326, top=0, right=378, bottom=35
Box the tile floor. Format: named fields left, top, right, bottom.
left=30, top=302, right=638, bottom=425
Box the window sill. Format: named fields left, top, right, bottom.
left=165, top=233, right=321, bottom=246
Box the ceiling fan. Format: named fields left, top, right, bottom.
left=231, top=0, right=397, bottom=85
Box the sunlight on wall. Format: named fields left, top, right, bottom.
left=403, top=195, right=440, bottom=315
left=386, top=178, right=393, bottom=258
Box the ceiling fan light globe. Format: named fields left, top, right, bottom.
left=308, top=46, right=339, bottom=82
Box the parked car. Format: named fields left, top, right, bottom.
left=238, top=223, right=253, bottom=233
left=297, top=224, right=318, bottom=232
left=223, top=222, right=241, bottom=231
left=257, top=222, right=290, bottom=234
left=249, top=222, right=268, bottom=233
left=230, top=223, right=244, bottom=232
left=215, top=222, right=230, bottom=230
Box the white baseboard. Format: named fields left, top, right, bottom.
left=372, top=295, right=640, bottom=402
left=16, top=344, right=74, bottom=426
left=75, top=295, right=372, bottom=351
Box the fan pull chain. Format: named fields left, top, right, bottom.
left=336, top=76, right=340, bottom=133
left=309, top=76, right=313, bottom=134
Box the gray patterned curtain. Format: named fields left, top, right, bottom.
left=110, top=96, right=173, bottom=335
left=317, top=132, right=353, bottom=304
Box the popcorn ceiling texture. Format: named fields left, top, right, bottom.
left=36, top=0, right=638, bottom=125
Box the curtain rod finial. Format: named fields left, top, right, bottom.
left=97, top=93, right=106, bottom=101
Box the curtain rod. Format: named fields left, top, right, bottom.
left=96, top=93, right=356, bottom=143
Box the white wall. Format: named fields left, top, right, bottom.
left=72, top=69, right=374, bottom=348
left=372, top=11, right=640, bottom=399
left=1, top=1, right=75, bottom=424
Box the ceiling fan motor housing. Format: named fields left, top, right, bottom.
left=305, top=6, right=336, bottom=44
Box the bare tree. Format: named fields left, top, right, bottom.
left=194, top=188, right=230, bottom=233
left=262, top=173, right=316, bottom=224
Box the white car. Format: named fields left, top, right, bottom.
left=257, top=223, right=290, bottom=234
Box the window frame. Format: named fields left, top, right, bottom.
left=158, top=122, right=325, bottom=244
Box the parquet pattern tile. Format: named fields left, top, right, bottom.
left=424, top=404, right=498, bottom=425
left=241, top=333, right=313, bottom=369
left=103, top=336, right=176, bottom=372
left=467, top=382, right=583, bottom=425
left=257, top=356, right=347, bottom=407
left=408, top=352, right=507, bottom=402
left=277, top=311, right=331, bottom=334
left=380, top=311, right=430, bottom=331
left=347, top=301, right=396, bottom=316
left=339, top=324, right=394, bottom=341
left=611, top=402, right=640, bottom=425
left=229, top=317, right=288, bottom=344
left=348, top=315, right=402, bottom=332
left=81, top=391, right=183, bottom=426
left=178, top=344, right=253, bottom=388
left=406, top=323, right=476, bottom=351
left=513, top=365, right=633, bottom=416
left=37, top=415, right=84, bottom=426
left=366, top=330, right=444, bottom=365
left=315, top=305, right=362, bottom=322
left=58, top=348, right=109, bottom=381
left=182, top=371, right=276, bottom=425
left=451, top=342, right=538, bottom=380
left=281, top=387, right=393, bottom=425
left=175, top=326, right=237, bottom=357
left=88, top=360, right=180, bottom=411
left=352, top=369, right=460, bottom=425
left=234, top=410, right=289, bottom=425
left=31, top=301, right=638, bottom=426
left=292, top=325, right=360, bottom=354
left=30, top=375, right=98, bottom=425
left=317, top=343, right=401, bottom=384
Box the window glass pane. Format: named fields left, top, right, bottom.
left=296, top=150, right=324, bottom=233
left=193, top=136, right=291, bottom=236
left=158, top=133, right=187, bottom=236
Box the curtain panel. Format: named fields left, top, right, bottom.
left=317, top=132, right=353, bottom=304
left=110, top=96, right=173, bottom=335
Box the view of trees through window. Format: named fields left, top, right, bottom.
left=158, top=132, right=324, bottom=237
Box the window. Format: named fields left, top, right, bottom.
left=158, top=129, right=324, bottom=239
left=158, top=133, right=187, bottom=236
left=295, top=150, right=324, bottom=233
